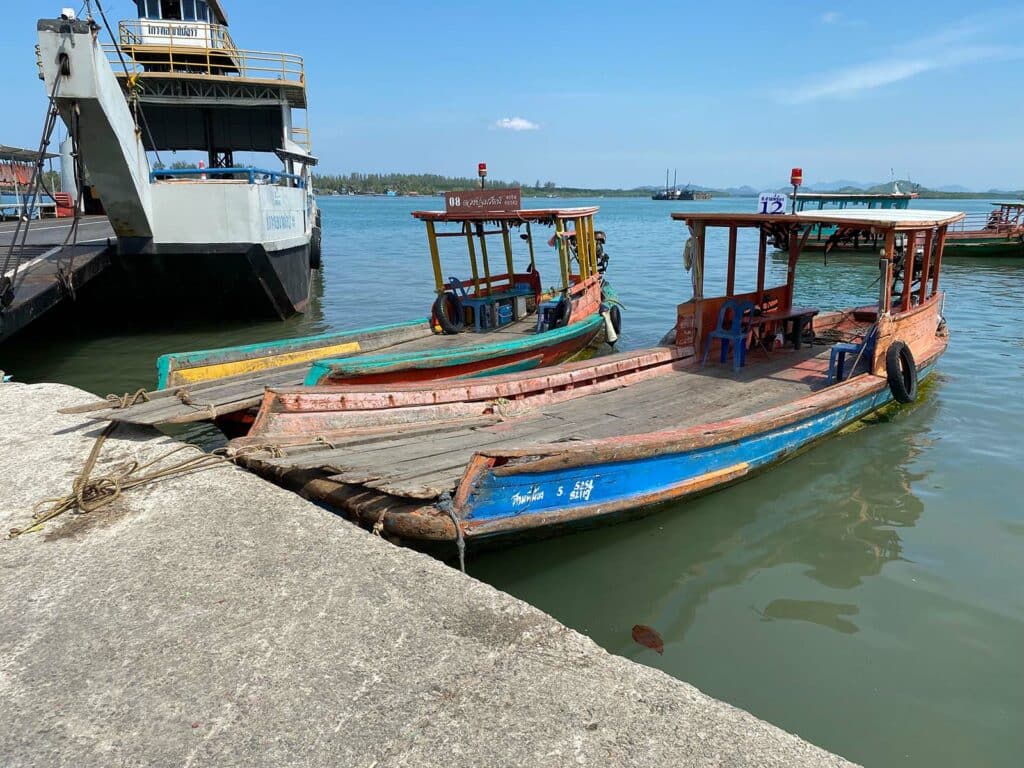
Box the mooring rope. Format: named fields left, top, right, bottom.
left=437, top=491, right=466, bottom=574
left=174, top=388, right=217, bottom=420
left=6, top=422, right=232, bottom=539
left=105, top=388, right=150, bottom=409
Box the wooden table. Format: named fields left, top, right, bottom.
left=748, top=307, right=819, bottom=351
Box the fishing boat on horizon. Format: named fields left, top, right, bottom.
left=36, top=1, right=320, bottom=318
left=65, top=194, right=621, bottom=431
left=652, top=169, right=712, bottom=201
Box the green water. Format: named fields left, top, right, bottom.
left=3, top=196, right=1023, bottom=766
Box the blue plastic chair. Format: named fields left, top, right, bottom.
left=828, top=327, right=877, bottom=384
left=702, top=299, right=755, bottom=371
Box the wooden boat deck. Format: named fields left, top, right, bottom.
left=239, top=344, right=849, bottom=502
left=68, top=314, right=551, bottom=425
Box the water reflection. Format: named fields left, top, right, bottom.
left=473, top=386, right=937, bottom=651
left=759, top=599, right=860, bottom=634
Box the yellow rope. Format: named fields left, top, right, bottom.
left=105, top=388, right=150, bottom=409
left=7, top=423, right=231, bottom=539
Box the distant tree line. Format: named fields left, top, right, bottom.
left=311, top=172, right=651, bottom=198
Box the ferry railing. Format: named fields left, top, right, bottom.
left=149, top=167, right=305, bottom=188
left=105, top=21, right=304, bottom=85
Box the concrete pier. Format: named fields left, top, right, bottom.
left=0, top=382, right=856, bottom=767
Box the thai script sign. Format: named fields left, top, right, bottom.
left=445, top=187, right=522, bottom=215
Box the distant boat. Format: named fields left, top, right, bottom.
left=944, top=202, right=1024, bottom=257
left=652, top=169, right=712, bottom=200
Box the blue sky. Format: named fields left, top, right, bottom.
left=7, top=1, right=1023, bottom=189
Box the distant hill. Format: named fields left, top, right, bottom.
left=313, top=171, right=1022, bottom=200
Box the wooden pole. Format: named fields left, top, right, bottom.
left=756, top=227, right=767, bottom=295
left=554, top=219, right=569, bottom=291
left=500, top=220, right=514, bottom=278
left=901, top=231, right=915, bottom=311
left=463, top=222, right=481, bottom=296
left=726, top=225, right=737, bottom=296
left=918, top=228, right=933, bottom=304
left=476, top=222, right=493, bottom=294
left=932, top=225, right=947, bottom=296
left=525, top=222, right=536, bottom=271
left=882, top=229, right=895, bottom=312
left=426, top=221, right=444, bottom=293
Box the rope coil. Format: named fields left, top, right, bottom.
left=7, top=422, right=231, bottom=539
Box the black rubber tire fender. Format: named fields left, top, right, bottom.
left=885, top=340, right=918, bottom=403
left=310, top=226, right=322, bottom=269
left=608, top=304, right=622, bottom=335
left=552, top=296, right=572, bottom=329
left=433, top=292, right=464, bottom=334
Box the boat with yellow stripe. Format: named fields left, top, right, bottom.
left=70, top=193, right=621, bottom=430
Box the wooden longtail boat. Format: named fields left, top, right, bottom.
left=228, top=209, right=962, bottom=547
left=943, top=203, right=1024, bottom=257
left=65, top=198, right=619, bottom=428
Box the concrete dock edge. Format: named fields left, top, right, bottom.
left=0, top=382, right=857, bottom=767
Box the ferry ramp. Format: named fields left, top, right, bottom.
left=0, top=216, right=114, bottom=344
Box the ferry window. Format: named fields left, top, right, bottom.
left=196, top=1, right=209, bottom=21
left=160, top=0, right=183, bottom=20
left=138, top=0, right=161, bottom=19
left=183, top=0, right=196, bottom=20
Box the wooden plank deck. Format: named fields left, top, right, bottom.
left=0, top=216, right=115, bottom=344
left=239, top=345, right=845, bottom=503
left=68, top=312, right=554, bottom=425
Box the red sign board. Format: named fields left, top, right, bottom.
left=445, top=187, right=522, bottom=215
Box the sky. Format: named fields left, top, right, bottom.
left=6, top=0, right=1024, bottom=190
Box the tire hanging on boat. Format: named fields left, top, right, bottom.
left=309, top=226, right=322, bottom=269
left=885, top=341, right=918, bottom=403
left=551, top=296, right=572, bottom=329
left=433, top=292, right=464, bottom=334
left=609, top=304, right=622, bottom=334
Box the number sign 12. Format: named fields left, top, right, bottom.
left=758, top=193, right=787, bottom=215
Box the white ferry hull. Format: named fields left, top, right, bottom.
left=37, top=17, right=315, bottom=318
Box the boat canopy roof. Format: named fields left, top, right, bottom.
left=672, top=210, right=965, bottom=230
left=412, top=206, right=599, bottom=224
left=992, top=202, right=1024, bottom=208
left=0, top=145, right=56, bottom=163
left=790, top=191, right=918, bottom=201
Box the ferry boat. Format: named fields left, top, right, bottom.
left=35, top=2, right=320, bottom=318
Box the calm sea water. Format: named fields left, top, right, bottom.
left=3, top=195, right=1023, bottom=767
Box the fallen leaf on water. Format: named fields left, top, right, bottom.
left=631, top=624, right=664, bottom=654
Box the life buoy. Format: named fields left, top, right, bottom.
left=551, top=296, right=572, bottom=329
left=433, top=292, right=464, bottom=334
left=885, top=341, right=918, bottom=403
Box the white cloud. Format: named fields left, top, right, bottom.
left=493, top=117, right=540, bottom=131
left=783, top=35, right=1023, bottom=104
left=821, top=11, right=841, bottom=24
